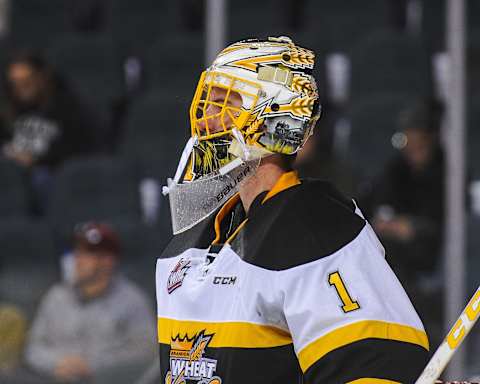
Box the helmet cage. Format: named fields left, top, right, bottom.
left=190, top=70, right=262, bottom=141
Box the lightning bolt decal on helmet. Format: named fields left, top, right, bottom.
left=163, top=36, right=321, bottom=234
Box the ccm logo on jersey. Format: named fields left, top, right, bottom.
left=167, top=258, right=191, bottom=294
left=213, top=276, right=237, bottom=285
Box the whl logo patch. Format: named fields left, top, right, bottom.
left=165, top=330, right=222, bottom=384
left=167, top=258, right=191, bottom=294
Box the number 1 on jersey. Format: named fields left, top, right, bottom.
left=328, top=271, right=360, bottom=313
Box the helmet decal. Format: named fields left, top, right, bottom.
left=291, top=73, right=317, bottom=97
left=216, top=38, right=315, bottom=71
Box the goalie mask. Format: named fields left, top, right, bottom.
left=163, top=36, right=321, bottom=234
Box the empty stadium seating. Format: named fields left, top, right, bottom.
left=144, top=33, right=203, bottom=91
left=228, top=0, right=288, bottom=43
left=0, top=219, right=58, bottom=319
left=0, top=159, right=30, bottom=219
left=107, top=0, right=169, bottom=54
left=48, top=156, right=141, bottom=241
left=305, top=0, right=392, bottom=52
left=119, top=91, right=188, bottom=180
left=9, top=0, right=70, bottom=49
left=116, top=221, right=172, bottom=298
left=421, top=0, right=445, bottom=52
left=345, top=93, right=413, bottom=179
left=45, top=34, right=126, bottom=148
left=46, top=34, right=124, bottom=105
left=349, top=31, right=431, bottom=101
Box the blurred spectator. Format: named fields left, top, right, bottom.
left=365, top=102, right=444, bottom=283
left=0, top=52, right=95, bottom=214
left=25, top=222, right=156, bottom=384
left=0, top=304, right=27, bottom=374
left=359, top=101, right=448, bottom=347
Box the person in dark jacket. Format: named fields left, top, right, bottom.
left=369, top=104, right=444, bottom=281
left=0, top=52, right=95, bottom=214
left=365, top=102, right=449, bottom=349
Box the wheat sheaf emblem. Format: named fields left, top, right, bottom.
left=288, top=47, right=315, bottom=68
left=286, top=96, right=315, bottom=118
left=292, top=75, right=315, bottom=96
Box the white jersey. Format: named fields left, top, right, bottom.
left=156, top=171, right=429, bottom=383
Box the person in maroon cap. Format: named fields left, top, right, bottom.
left=25, top=222, right=156, bottom=384
left=71, top=222, right=122, bottom=303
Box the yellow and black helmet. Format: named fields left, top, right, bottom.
left=189, top=36, right=321, bottom=179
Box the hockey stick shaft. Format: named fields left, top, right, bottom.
left=416, top=286, right=480, bottom=384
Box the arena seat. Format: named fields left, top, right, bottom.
left=46, top=34, right=124, bottom=104
left=346, top=93, right=413, bottom=179
left=349, top=31, right=431, bottom=101
left=107, top=0, right=168, bottom=54
left=228, top=0, right=284, bottom=43
left=0, top=219, right=58, bottom=319
left=304, top=0, right=391, bottom=52
left=48, top=156, right=141, bottom=241
left=0, top=159, right=30, bottom=219
left=119, top=91, right=188, bottom=180
left=420, top=0, right=445, bottom=52
left=9, top=0, right=69, bottom=49
left=144, top=34, right=203, bottom=91
left=115, top=221, right=172, bottom=299
left=46, top=34, right=125, bottom=148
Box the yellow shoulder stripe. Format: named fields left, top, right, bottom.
left=158, top=317, right=292, bottom=348
left=262, top=170, right=300, bottom=202
left=298, top=320, right=429, bottom=372
left=212, top=193, right=241, bottom=244
left=347, top=379, right=401, bottom=384
left=212, top=170, right=300, bottom=244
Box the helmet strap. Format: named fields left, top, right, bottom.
left=162, top=135, right=198, bottom=196
left=231, top=128, right=250, bottom=160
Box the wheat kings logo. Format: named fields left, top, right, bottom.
left=167, top=258, right=191, bottom=294
left=165, top=331, right=222, bottom=384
